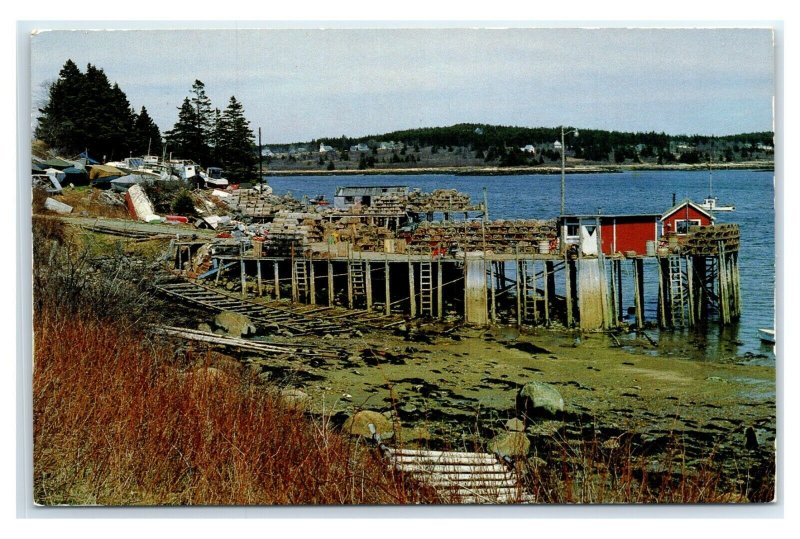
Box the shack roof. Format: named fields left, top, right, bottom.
left=559, top=213, right=661, bottom=220
left=335, top=186, right=408, bottom=197
left=661, top=199, right=713, bottom=221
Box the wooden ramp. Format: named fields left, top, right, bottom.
left=154, top=280, right=403, bottom=336
left=381, top=446, right=531, bottom=504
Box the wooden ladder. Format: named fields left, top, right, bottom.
left=521, top=260, right=539, bottom=323
left=350, top=260, right=366, bottom=305
left=293, top=260, right=308, bottom=303
left=419, top=261, right=434, bottom=316
left=668, top=255, right=685, bottom=327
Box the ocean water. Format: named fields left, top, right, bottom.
left=266, top=169, right=776, bottom=362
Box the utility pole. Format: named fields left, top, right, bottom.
left=258, top=127, right=263, bottom=188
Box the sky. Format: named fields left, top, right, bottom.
left=29, top=26, right=775, bottom=144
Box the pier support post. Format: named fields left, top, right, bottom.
left=239, top=244, right=247, bottom=299
left=564, top=256, right=574, bottom=327
left=327, top=260, right=334, bottom=307
left=489, top=260, right=497, bottom=323
left=616, top=259, right=623, bottom=324
left=516, top=256, right=522, bottom=327
left=464, top=252, right=488, bottom=326
left=257, top=260, right=263, bottom=297
left=408, top=260, right=416, bottom=317
left=347, top=260, right=354, bottom=309
left=309, top=259, right=316, bottom=305
left=657, top=257, right=668, bottom=328
left=385, top=259, right=391, bottom=316
left=685, top=256, right=695, bottom=327
left=274, top=261, right=280, bottom=300
left=633, top=258, right=644, bottom=329
left=437, top=258, right=444, bottom=319
left=365, top=260, right=373, bottom=311
left=545, top=261, right=555, bottom=324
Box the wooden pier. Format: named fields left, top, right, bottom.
left=168, top=222, right=740, bottom=331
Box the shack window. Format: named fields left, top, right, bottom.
left=675, top=219, right=701, bottom=234
left=566, top=224, right=579, bottom=238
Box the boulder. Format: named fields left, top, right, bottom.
left=505, top=418, right=526, bottom=432
left=198, top=322, right=213, bottom=333
left=488, top=431, right=530, bottom=458
left=280, top=388, right=311, bottom=411
left=214, top=311, right=257, bottom=337
left=342, top=410, right=394, bottom=440
left=517, top=381, right=564, bottom=418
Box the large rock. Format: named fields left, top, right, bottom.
left=517, top=381, right=564, bottom=418
left=280, top=388, right=311, bottom=411
left=214, top=311, right=256, bottom=337
left=342, top=410, right=394, bottom=440
left=488, top=431, right=530, bottom=458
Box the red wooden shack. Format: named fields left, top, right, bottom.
left=660, top=200, right=715, bottom=236
left=559, top=214, right=660, bottom=256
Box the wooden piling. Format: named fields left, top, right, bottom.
left=239, top=246, right=246, bottom=299
left=408, top=260, right=416, bottom=317
left=489, top=260, right=497, bottom=323
left=516, top=256, right=522, bottom=327
left=656, top=257, right=667, bottom=328
left=685, top=256, right=695, bottom=327
left=565, top=256, right=574, bottom=327
left=545, top=261, right=556, bottom=324
left=256, top=260, right=263, bottom=297
left=365, top=260, right=373, bottom=311
left=437, top=258, right=443, bottom=319
left=309, top=259, right=316, bottom=305
left=347, top=260, right=354, bottom=309
left=327, top=260, right=334, bottom=307
left=632, top=258, right=644, bottom=329
left=274, top=261, right=280, bottom=300
left=385, top=259, right=391, bottom=315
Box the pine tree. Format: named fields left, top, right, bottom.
left=165, top=80, right=213, bottom=164
left=214, top=96, right=256, bottom=180
left=165, top=98, right=198, bottom=159
left=131, top=106, right=163, bottom=156
left=36, top=60, right=135, bottom=159
left=36, top=59, right=84, bottom=152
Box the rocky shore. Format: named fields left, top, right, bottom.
left=190, top=302, right=775, bottom=499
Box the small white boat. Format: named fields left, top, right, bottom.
left=758, top=328, right=775, bottom=344
left=699, top=196, right=735, bottom=212
left=201, top=167, right=229, bottom=188
left=699, top=164, right=735, bottom=212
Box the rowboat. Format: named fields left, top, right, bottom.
left=758, top=328, right=775, bottom=344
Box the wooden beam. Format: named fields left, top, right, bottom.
left=515, top=257, right=522, bottom=327
left=489, top=260, right=496, bottom=323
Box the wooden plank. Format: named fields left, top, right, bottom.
left=408, top=260, right=416, bottom=317
left=309, top=259, right=316, bottom=305
left=365, top=260, right=373, bottom=311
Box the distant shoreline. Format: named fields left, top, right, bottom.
left=263, top=161, right=774, bottom=177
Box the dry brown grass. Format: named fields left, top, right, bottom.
left=33, top=304, right=425, bottom=505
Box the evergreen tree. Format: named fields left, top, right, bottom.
left=36, top=60, right=85, bottom=152
left=131, top=106, right=163, bottom=156
left=165, top=98, right=198, bottom=159
left=36, top=60, right=135, bottom=159
left=214, top=96, right=256, bottom=180
left=165, top=80, right=213, bottom=164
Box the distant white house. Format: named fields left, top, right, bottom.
left=378, top=141, right=402, bottom=151
left=553, top=140, right=562, bottom=151
left=261, top=147, right=274, bottom=157
left=519, top=144, right=537, bottom=154
left=319, top=143, right=336, bottom=153
left=349, top=143, right=371, bottom=153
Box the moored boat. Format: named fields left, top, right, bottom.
left=758, top=328, right=775, bottom=344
